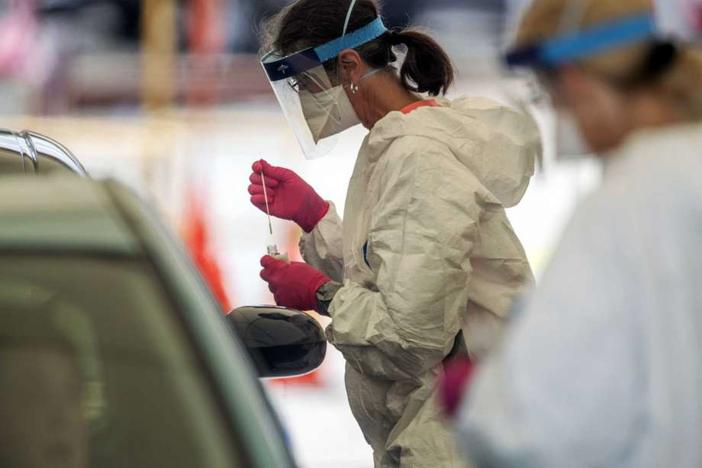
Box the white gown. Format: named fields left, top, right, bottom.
left=455, top=123, right=702, bottom=468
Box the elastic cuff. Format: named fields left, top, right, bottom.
left=306, top=277, right=330, bottom=312
left=300, top=201, right=330, bottom=233
left=315, top=280, right=343, bottom=316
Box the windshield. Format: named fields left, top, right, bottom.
left=0, top=256, right=240, bottom=468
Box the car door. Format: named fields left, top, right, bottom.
left=0, top=130, right=29, bottom=174
left=0, top=177, right=295, bottom=468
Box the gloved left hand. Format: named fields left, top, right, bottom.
left=260, top=255, right=331, bottom=312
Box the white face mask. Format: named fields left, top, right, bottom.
left=555, top=110, right=592, bottom=160
left=299, top=67, right=387, bottom=143
left=300, top=84, right=361, bottom=143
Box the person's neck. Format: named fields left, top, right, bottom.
left=360, top=74, right=422, bottom=128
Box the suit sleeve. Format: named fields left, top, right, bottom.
left=299, top=201, right=344, bottom=283
left=326, top=138, right=482, bottom=381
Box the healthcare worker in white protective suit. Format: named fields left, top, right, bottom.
left=447, top=0, right=702, bottom=467
left=250, top=0, right=541, bottom=466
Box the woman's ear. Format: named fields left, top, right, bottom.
left=337, top=49, right=365, bottom=85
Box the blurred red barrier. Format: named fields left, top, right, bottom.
left=183, top=187, right=232, bottom=311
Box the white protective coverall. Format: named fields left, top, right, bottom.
left=455, top=123, right=702, bottom=468
left=300, top=97, right=541, bottom=467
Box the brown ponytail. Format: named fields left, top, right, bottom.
left=262, top=0, right=455, bottom=96
left=388, top=29, right=455, bottom=96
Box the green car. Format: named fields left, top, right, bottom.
left=0, top=174, right=327, bottom=467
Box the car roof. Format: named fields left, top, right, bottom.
left=0, top=129, right=89, bottom=177
left=0, top=176, right=140, bottom=254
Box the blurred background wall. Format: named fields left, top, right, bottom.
left=0, top=1, right=600, bottom=466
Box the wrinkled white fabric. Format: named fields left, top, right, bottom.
left=455, top=123, right=702, bottom=468
left=300, top=97, right=540, bottom=467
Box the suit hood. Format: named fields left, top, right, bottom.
left=366, top=97, right=542, bottom=207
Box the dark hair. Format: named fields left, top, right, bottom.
left=261, top=0, right=455, bottom=96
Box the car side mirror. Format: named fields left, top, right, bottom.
left=226, top=306, right=326, bottom=379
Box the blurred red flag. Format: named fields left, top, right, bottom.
left=183, top=187, right=231, bottom=312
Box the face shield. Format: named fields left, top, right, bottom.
left=261, top=17, right=388, bottom=159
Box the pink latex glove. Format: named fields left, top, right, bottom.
left=439, top=358, right=475, bottom=419
left=260, top=256, right=331, bottom=312
left=248, top=159, right=329, bottom=233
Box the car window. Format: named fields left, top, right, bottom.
left=0, top=132, right=25, bottom=174
left=0, top=256, right=241, bottom=468
left=0, top=151, right=24, bottom=174
left=35, top=154, right=76, bottom=175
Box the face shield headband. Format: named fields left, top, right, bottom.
left=262, top=17, right=388, bottom=83
left=504, top=13, right=657, bottom=69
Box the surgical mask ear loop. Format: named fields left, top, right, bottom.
left=341, top=0, right=359, bottom=96
left=340, top=0, right=385, bottom=96
left=344, top=67, right=384, bottom=94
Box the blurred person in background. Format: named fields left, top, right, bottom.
left=445, top=0, right=702, bottom=467
left=248, top=0, right=541, bottom=465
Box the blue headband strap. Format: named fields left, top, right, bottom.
left=262, top=17, right=388, bottom=82
left=315, top=17, right=388, bottom=62
left=506, top=13, right=657, bottom=68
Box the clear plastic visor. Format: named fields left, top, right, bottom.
left=260, top=17, right=388, bottom=159
left=263, top=53, right=351, bottom=159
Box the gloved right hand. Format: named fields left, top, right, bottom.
left=248, top=159, right=329, bottom=233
